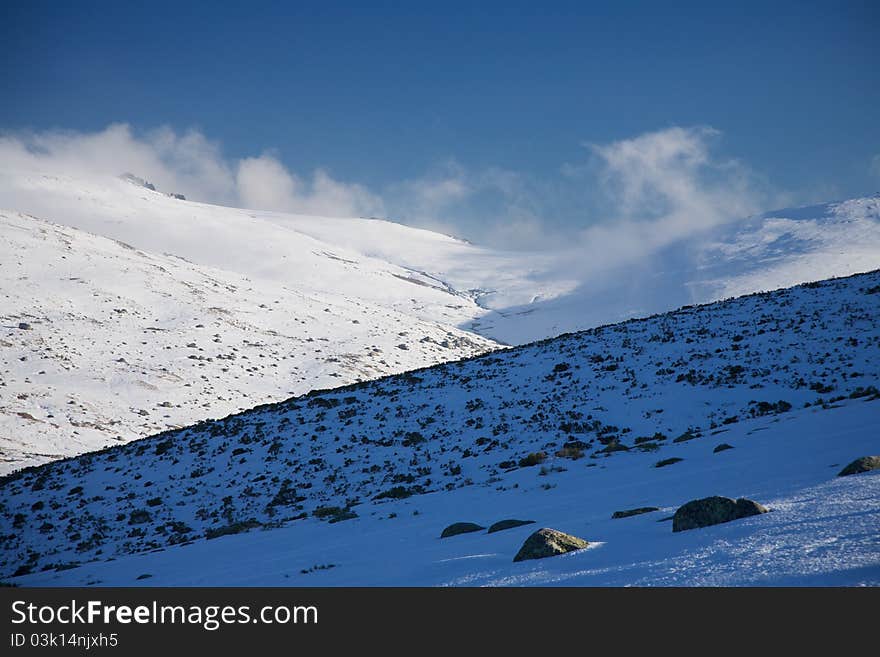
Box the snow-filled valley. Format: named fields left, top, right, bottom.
left=1, top=270, right=878, bottom=585
left=2, top=170, right=880, bottom=474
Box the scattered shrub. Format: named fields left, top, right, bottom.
left=128, top=510, right=152, bottom=525
left=519, top=452, right=547, bottom=467
left=312, top=506, right=357, bottom=523
left=205, top=519, right=262, bottom=539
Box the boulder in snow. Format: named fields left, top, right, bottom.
left=837, top=456, right=880, bottom=477
left=513, top=528, right=589, bottom=562
left=440, top=522, right=485, bottom=538
left=487, top=519, right=535, bottom=533
left=672, top=496, right=768, bottom=532
left=612, top=507, right=659, bottom=519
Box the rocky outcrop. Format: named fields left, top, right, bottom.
left=672, top=496, right=768, bottom=532
left=837, top=456, right=880, bottom=477
left=513, top=528, right=589, bottom=562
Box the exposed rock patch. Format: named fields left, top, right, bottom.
left=837, top=456, right=880, bottom=477
left=440, top=522, right=485, bottom=538
left=487, top=519, right=535, bottom=533
left=513, top=528, right=589, bottom=562
left=672, top=496, right=768, bottom=532
left=612, top=507, right=659, bottom=519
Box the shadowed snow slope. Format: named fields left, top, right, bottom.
left=1, top=270, right=878, bottom=585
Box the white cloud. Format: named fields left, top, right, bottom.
left=0, top=122, right=780, bottom=254
left=385, top=161, right=470, bottom=219
left=589, top=126, right=759, bottom=230
left=236, top=154, right=384, bottom=217
left=567, top=126, right=775, bottom=265
left=381, top=162, right=561, bottom=249
left=0, top=124, right=382, bottom=218
left=0, top=123, right=238, bottom=204
left=307, top=168, right=384, bottom=218
left=236, top=153, right=298, bottom=210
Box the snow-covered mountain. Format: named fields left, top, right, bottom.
left=472, top=195, right=880, bottom=343
left=2, top=170, right=879, bottom=474
left=0, top=210, right=496, bottom=473
left=2, top=270, right=878, bottom=585
left=4, top=172, right=879, bottom=347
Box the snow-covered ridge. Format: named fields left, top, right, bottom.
left=2, top=269, right=878, bottom=582
left=0, top=210, right=496, bottom=473
left=3, top=171, right=879, bottom=345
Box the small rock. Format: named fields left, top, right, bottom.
left=440, top=522, right=485, bottom=538
left=672, top=496, right=768, bottom=532
left=612, top=507, right=659, bottom=519
left=18, top=322, right=31, bottom=330
left=513, top=528, right=589, bottom=562
left=713, top=443, right=734, bottom=453
left=487, top=519, right=535, bottom=533
left=837, top=456, right=880, bottom=477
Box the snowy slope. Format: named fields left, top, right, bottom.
left=0, top=170, right=564, bottom=331
left=3, top=171, right=879, bottom=346
left=9, top=404, right=879, bottom=587
left=1, top=270, right=878, bottom=585
left=0, top=210, right=495, bottom=473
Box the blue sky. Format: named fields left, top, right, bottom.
left=1, top=0, right=878, bottom=243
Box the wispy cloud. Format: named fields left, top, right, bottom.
left=0, top=124, right=382, bottom=218
left=573, top=126, right=775, bottom=262
left=236, top=153, right=383, bottom=217
left=381, top=161, right=554, bottom=248
left=0, top=124, right=238, bottom=205
left=0, top=122, right=783, bottom=256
